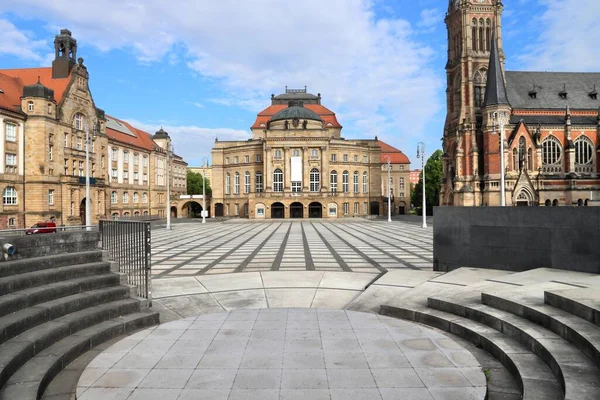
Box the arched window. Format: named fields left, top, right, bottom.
left=353, top=171, right=359, bottom=193
left=244, top=172, right=250, bottom=194
left=552, top=199, right=559, bottom=206
left=473, top=68, right=487, bottom=108
left=134, top=211, right=140, bottom=217
left=542, top=136, right=563, bottom=173
left=512, top=148, right=518, bottom=171
left=143, top=211, right=149, bottom=216
left=73, top=113, right=84, bottom=130
left=471, top=19, right=477, bottom=51
left=545, top=199, right=551, bottom=207
left=527, top=148, right=533, bottom=171
left=133, top=192, right=139, bottom=203
left=2, top=187, right=17, bottom=205
left=342, top=171, right=349, bottom=193
left=575, top=135, right=594, bottom=173
left=363, top=171, right=368, bottom=193
left=486, top=19, right=492, bottom=52
left=273, top=169, right=283, bottom=192
left=234, top=172, right=240, bottom=194
left=122, top=192, right=129, bottom=204
left=8, top=217, right=15, bottom=227
left=225, top=173, right=231, bottom=194
left=310, top=168, right=320, bottom=192
left=111, top=191, right=117, bottom=204
left=478, top=19, right=484, bottom=52
left=330, top=170, right=338, bottom=193
left=142, top=192, right=148, bottom=203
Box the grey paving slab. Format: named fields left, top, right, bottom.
left=78, top=309, right=484, bottom=400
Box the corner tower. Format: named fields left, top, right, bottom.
left=52, top=29, right=77, bottom=79
left=441, top=0, right=505, bottom=206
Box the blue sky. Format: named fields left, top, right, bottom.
left=1, top=0, right=598, bottom=167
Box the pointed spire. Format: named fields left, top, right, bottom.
left=483, top=30, right=510, bottom=107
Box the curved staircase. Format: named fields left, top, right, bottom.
left=0, top=240, right=158, bottom=399
left=349, top=267, right=600, bottom=400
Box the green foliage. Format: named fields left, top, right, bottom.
left=411, top=149, right=443, bottom=215
left=187, top=171, right=212, bottom=196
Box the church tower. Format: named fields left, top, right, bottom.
left=52, top=29, right=77, bottom=79
left=441, top=0, right=505, bottom=206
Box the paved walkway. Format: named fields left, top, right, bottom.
left=76, top=309, right=485, bottom=400
left=151, top=220, right=433, bottom=277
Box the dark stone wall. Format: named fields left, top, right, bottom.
left=433, top=207, right=600, bottom=274
left=0, top=231, right=100, bottom=261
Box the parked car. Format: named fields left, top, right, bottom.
left=25, top=221, right=57, bottom=235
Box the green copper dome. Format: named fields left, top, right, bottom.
left=271, top=101, right=322, bottom=123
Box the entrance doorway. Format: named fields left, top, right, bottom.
left=80, top=198, right=87, bottom=225
left=215, top=203, right=224, bottom=217
left=183, top=201, right=203, bottom=218
left=290, top=202, right=303, bottom=218
left=308, top=202, right=322, bottom=218
left=170, top=206, right=177, bottom=218
left=271, top=202, right=284, bottom=219
left=370, top=201, right=380, bottom=215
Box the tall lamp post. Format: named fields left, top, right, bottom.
left=417, top=142, right=427, bottom=228
left=165, top=143, right=172, bottom=230
left=84, top=122, right=97, bottom=231
left=493, top=111, right=508, bottom=206
left=384, top=155, right=392, bottom=222
left=202, top=157, right=208, bottom=224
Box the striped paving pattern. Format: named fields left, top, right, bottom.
left=151, top=220, right=433, bottom=277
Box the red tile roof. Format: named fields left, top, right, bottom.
left=252, top=104, right=342, bottom=129
left=378, top=140, right=410, bottom=164
left=0, top=67, right=71, bottom=108
left=0, top=73, right=25, bottom=113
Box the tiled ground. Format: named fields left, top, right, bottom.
left=77, top=309, right=486, bottom=400
left=151, top=220, right=433, bottom=277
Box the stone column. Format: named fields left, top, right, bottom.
left=265, top=145, right=271, bottom=191
left=284, top=147, right=290, bottom=192
left=303, top=146, right=309, bottom=191
left=321, top=145, right=329, bottom=192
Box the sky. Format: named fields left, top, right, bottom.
left=1, top=0, right=599, bottom=167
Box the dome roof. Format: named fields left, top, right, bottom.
left=153, top=127, right=169, bottom=139
left=23, top=79, right=55, bottom=101
left=271, top=101, right=322, bottom=123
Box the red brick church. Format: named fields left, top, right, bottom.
left=442, top=0, right=600, bottom=207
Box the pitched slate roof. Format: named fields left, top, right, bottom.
left=509, top=114, right=598, bottom=126
left=505, top=71, right=600, bottom=110
left=483, top=31, right=509, bottom=107
left=378, top=140, right=410, bottom=164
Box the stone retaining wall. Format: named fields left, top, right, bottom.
left=433, top=206, right=599, bottom=273
left=0, top=231, right=100, bottom=261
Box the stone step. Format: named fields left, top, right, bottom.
left=545, top=287, right=600, bottom=327
left=482, top=291, right=600, bottom=369
left=0, top=310, right=159, bottom=400
left=0, top=273, right=121, bottom=319
left=0, top=262, right=111, bottom=296
left=0, top=251, right=104, bottom=279
left=379, top=303, right=563, bottom=400
left=0, top=298, right=142, bottom=389
left=0, top=285, right=130, bottom=345
left=428, top=296, right=600, bottom=400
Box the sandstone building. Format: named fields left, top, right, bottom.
left=0, top=29, right=187, bottom=229
left=442, top=0, right=600, bottom=207
left=210, top=88, right=410, bottom=219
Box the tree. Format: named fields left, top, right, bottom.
left=411, top=149, right=443, bottom=216
left=187, top=171, right=212, bottom=196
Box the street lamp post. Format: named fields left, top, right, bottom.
left=166, top=144, right=172, bottom=230
left=417, top=142, right=427, bottom=228
left=493, top=111, right=508, bottom=206
left=84, top=123, right=97, bottom=231
left=202, top=157, right=208, bottom=224
left=384, top=155, right=392, bottom=222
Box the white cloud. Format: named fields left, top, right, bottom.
left=125, top=119, right=249, bottom=165
left=0, top=19, right=47, bottom=61
left=518, top=0, right=600, bottom=71
left=3, top=0, right=443, bottom=154
left=418, top=8, right=443, bottom=30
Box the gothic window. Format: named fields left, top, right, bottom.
left=471, top=19, right=477, bottom=51
left=518, top=136, right=526, bottom=169
left=310, top=168, right=320, bottom=192
left=342, top=171, right=349, bottom=193
left=486, top=19, right=492, bottom=52
left=479, top=19, right=484, bottom=52
left=330, top=170, right=338, bottom=193
left=273, top=169, right=283, bottom=192
left=512, top=148, right=518, bottom=171
left=542, top=136, right=563, bottom=173
left=527, top=148, right=533, bottom=171
left=473, top=68, right=487, bottom=108
left=575, top=135, right=594, bottom=173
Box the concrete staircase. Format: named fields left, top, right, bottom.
left=350, top=268, right=600, bottom=400
left=0, top=249, right=159, bottom=399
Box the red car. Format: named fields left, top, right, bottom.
left=26, top=221, right=57, bottom=235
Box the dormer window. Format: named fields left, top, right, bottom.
left=589, top=86, right=598, bottom=100
left=559, top=85, right=567, bottom=100
left=528, top=85, right=537, bottom=99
